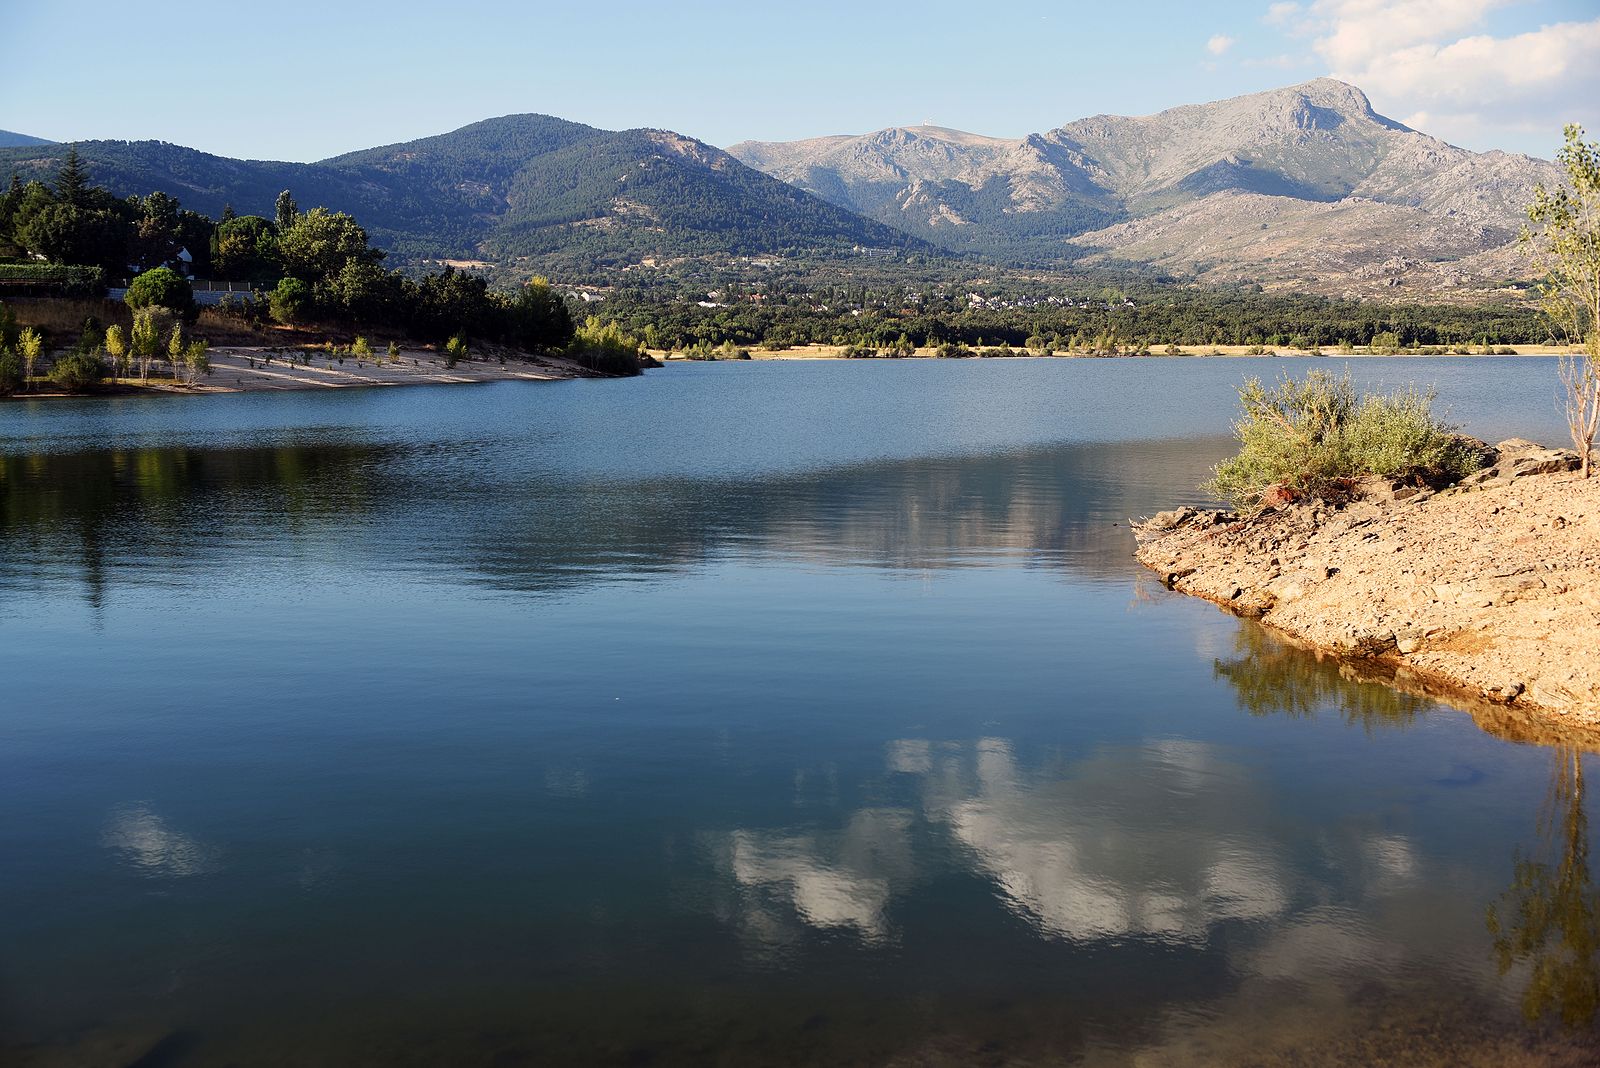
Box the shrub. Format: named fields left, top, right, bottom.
left=443, top=335, right=468, bottom=368
left=0, top=351, right=21, bottom=395
left=125, top=267, right=194, bottom=314
left=841, top=343, right=879, bottom=359
left=269, top=277, right=312, bottom=324
left=1370, top=331, right=1402, bottom=355
left=567, top=317, right=645, bottom=376
left=49, top=349, right=106, bottom=392
left=1206, top=370, right=1482, bottom=509
left=352, top=335, right=373, bottom=360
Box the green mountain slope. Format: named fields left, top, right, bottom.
left=0, top=115, right=924, bottom=270
left=0, top=129, right=54, bottom=148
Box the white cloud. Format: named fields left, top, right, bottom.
left=1207, top=34, right=1238, bottom=55
left=1276, top=1, right=1600, bottom=154
left=1265, top=1, right=1302, bottom=25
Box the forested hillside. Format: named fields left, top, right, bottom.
left=0, top=116, right=925, bottom=270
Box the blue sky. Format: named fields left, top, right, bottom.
left=2, top=0, right=1595, bottom=160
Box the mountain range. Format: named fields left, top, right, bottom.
left=0, top=116, right=919, bottom=272
left=0, top=80, right=1565, bottom=296
left=731, top=79, right=1561, bottom=297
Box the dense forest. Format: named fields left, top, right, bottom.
left=584, top=260, right=1548, bottom=352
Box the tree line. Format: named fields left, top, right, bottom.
left=0, top=149, right=655, bottom=385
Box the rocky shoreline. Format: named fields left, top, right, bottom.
left=1134, top=439, right=1600, bottom=730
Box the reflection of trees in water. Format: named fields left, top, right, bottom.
left=2, top=437, right=1219, bottom=599
left=1488, top=747, right=1600, bottom=1028
left=0, top=445, right=388, bottom=604
left=1212, top=624, right=1429, bottom=730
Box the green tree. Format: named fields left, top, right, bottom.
left=130, top=306, right=169, bottom=385
left=16, top=196, right=128, bottom=273
left=166, top=324, right=186, bottom=379
left=213, top=214, right=280, bottom=281
left=325, top=258, right=400, bottom=322
left=567, top=317, right=646, bottom=376
left=504, top=275, right=574, bottom=351
left=124, top=267, right=194, bottom=314
left=55, top=145, right=89, bottom=208
left=104, top=324, right=129, bottom=379
left=269, top=277, right=312, bottom=324
left=17, top=327, right=43, bottom=391
left=276, top=207, right=380, bottom=282
left=184, top=339, right=211, bottom=385
left=131, top=191, right=182, bottom=270
left=274, top=190, right=299, bottom=232
left=1525, top=124, right=1600, bottom=478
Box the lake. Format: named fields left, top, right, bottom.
left=2, top=357, right=1596, bottom=1066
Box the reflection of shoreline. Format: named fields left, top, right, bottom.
left=1214, top=623, right=1600, bottom=751
left=0, top=436, right=1224, bottom=599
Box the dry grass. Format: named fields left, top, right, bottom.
left=8, top=297, right=130, bottom=347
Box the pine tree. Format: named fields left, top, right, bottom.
left=56, top=145, right=89, bottom=208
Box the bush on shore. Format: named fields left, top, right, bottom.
left=1206, top=370, right=1483, bottom=509
left=49, top=349, right=106, bottom=391
left=567, top=317, right=646, bottom=376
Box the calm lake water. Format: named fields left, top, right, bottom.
left=2, top=357, right=1596, bottom=1066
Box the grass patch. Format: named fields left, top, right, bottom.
left=1206, top=370, right=1482, bottom=509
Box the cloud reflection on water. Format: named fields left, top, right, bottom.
left=101, top=802, right=219, bottom=878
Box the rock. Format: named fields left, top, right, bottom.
left=1485, top=680, right=1526, bottom=704
left=1261, top=484, right=1299, bottom=508
left=1491, top=438, right=1581, bottom=479
left=1508, top=450, right=1580, bottom=478
left=1147, top=507, right=1196, bottom=531
left=1163, top=567, right=1196, bottom=589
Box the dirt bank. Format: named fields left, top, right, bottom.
left=1134, top=439, right=1600, bottom=729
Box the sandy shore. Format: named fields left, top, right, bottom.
left=172, top=345, right=599, bottom=393
left=1133, top=440, right=1600, bottom=733
left=9, top=345, right=599, bottom=399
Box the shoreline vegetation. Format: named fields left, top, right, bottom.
left=659, top=342, right=1580, bottom=361
left=0, top=151, right=655, bottom=398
